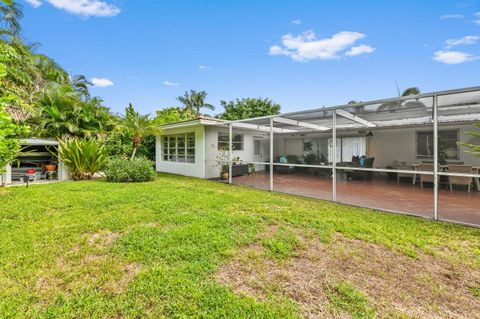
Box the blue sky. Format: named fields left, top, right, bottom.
left=20, top=0, right=480, bottom=115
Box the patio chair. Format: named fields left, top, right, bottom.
left=392, top=160, right=414, bottom=183
left=275, top=156, right=296, bottom=174
left=448, top=165, right=473, bottom=192
left=347, top=157, right=375, bottom=181
left=419, top=163, right=434, bottom=188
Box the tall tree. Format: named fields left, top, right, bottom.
left=121, top=103, right=157, bottom=159
left=176, top=90, right=214, bottom=115
left=154, top=106, right=194, bottom=125
left=217, top=98, right=281, bottom=120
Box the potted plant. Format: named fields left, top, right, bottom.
left=248, top=163, right=256, bottom=175
left=45, top=159, right=57, bottom=172
left=216, top=146, right=230, bottom=180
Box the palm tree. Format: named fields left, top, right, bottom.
left=402, top=87, right=421, bottom=97
left=121, top=103, right=157, bottom=159
left=176, top=90, right=214, bottom=115
left=0, top=1, right=22, bottom=38
left=70, top=74, right=92, bottom=99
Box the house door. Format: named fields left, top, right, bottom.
left=253, top=137, right=264, bottom=171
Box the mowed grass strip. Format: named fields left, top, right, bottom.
left=0, top=173, right=479, bottom=318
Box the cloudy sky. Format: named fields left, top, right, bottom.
left=21, top=0, right=480, bottom=114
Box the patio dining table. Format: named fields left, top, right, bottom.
left=411, top=164, right=480, bottom=191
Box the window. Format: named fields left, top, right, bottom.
left=416, top=129, right=458, bottom=160
left=218, top=132, right=243, bottom=150
left=162, top=133, right=195, bottom=163
left=328, top=137, right=366, bottom=162
left=254, top=140, right=261, bottom=155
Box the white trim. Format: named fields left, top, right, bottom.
left=335, top=109, right=376, bottom=128
left=273, top=116, right=330, bottom=131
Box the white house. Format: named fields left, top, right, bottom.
left=155, top=87, right=480, bottom=180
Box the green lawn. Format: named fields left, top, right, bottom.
left=0, top=174, right=479, bottom=318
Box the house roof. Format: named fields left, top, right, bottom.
left=160, top=116, right=227, bottom=130
left=20, top=138, right=59, bottom=146
left=159, top=86, right=480, bottom=133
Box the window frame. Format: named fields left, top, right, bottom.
left=415, top=129, right=459, bottom=161
left=218, top=132, right=244, bottom=151
left=162, top=132, right=196, bottom=163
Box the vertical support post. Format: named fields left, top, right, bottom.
left=332, top=110, right=337, bottom=202
left=269, top=117, right=274, bottom=191
left=433, top=94, right=438, bottom=220
left=228, top=123, right=233, bottom=184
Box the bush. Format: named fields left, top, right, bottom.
left=55, top=137, right=108, bottom=181
left=104, top=157, right=156, bottom=183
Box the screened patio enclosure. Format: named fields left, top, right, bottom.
left=215, top=87, right=480, bottom=227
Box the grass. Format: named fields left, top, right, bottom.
left=0, top=173, right=479, bottom=318
left=326, top=282, right=376, bottom=319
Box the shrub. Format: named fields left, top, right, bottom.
left=54, top=137, right=108, bottom=181
left=104, top=157, right=156, bottom=183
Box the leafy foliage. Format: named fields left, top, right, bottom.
left=0, top=102, right=27, bottom=172
left=120, top=104, right=157, bottom=159
left=176, top=90, right=214, bottom=115
left=217, top=98, right=281, bottom=120
left=0, top=46, right=28, bottom=172
left=105, top=132, right=155, bottom=161
left=459, top=122, right=480, bottom=157
left=154, top=106, right=194, bottom=125
left=402, top=87, right=421, bottom=96
left=104, top=157, right=156, bottom=183
left=53, top=137, right=108, bottom=181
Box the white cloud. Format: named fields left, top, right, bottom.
left=163, top=81, right=179, bottom=87
left=475, top=12, right=480, bottom=25
left=291, top=19, right=302, bottom=25
left=25, top=0, right=42, bottom=8
left=440, top=14, right=464, bottom=19
left=198, top=65, right=213, bottom=71
left=269, top=30, right=374, bottom=61
left=91, top=77, right=114, bottom=87
left=25, top=0, right=120, bottom=17
left=445, top=35, right=479, bottom=48
left=127, top=75, right=140, bottom=82
left=345, top=44, right=376, bottom=56
left=433, top=50, right=477, bottom=64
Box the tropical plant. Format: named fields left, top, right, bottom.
left=0, top=0, right=22, bottom=38
left=104, top=157, right=156, bottom=183
left=154, top=106, right=194, bottom=125
left=0, top=103, right=27, bottom=172
left=121, top=103, right=158, bottom=159
left=176, top=90, right=214, bottom=115
left=217, top=98, right=280, bottom=120
left=0, top=53, right=28, bottom=172
left=105, top=132, right=155, bottom=161
left=402, top=87, right=421, bottom=96
left=32, top=83, right=114, bottom=138
left=53, top=137, right=108, bottom=181
left=459, top=122, right=480, bottom=157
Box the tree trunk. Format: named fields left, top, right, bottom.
left=131, top=135, right=141, bottom=160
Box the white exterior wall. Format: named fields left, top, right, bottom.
left=1, top=165, right=11, bottom=186
left=368, top=123, right=480, bottom=168
left=156, top=125, right=206, bottom=178
left=204, top=126, right=269, bottom=179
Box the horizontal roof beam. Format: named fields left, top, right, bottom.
left=335, top=109, right=376, bottom=128
left=231, top=122, right=298, bottom=133
left=273, top=117, right=331, bottom=131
